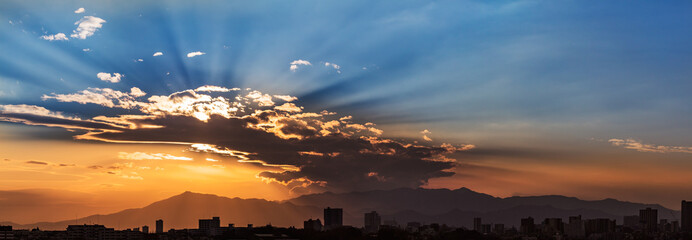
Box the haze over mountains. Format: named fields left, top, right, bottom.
left=1, top=188, right=679, bottom=230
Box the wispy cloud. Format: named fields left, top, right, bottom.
left=608, top=138, right=692, bottom=154
left=71, top=16, right=106, bottom=39
left=153, top=52, right=163, bottom=56
left=186, top=51, right=205, bottom=58
left=290, top=59, right=311, bottom=72
left=325, top=62, right=341, bottom=73
left=96, top=72, right=122, bottom=83
left=118, top=152, right=193, bottom=161
left=74, top=8, right=85, bottom=14
left=41, top=33, right=68, bottom=41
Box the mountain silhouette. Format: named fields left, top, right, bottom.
left=7, top=188, right=680, bottom=230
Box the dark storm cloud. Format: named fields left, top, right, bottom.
left=89, top=114, right=457, bottom=192
left=0, top=87, right=467, bottom=193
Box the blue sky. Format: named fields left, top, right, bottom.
left=1, top=0, right=692, bottom=209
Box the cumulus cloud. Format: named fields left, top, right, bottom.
left=71, top=16, right=106, bottom=39
left=96, top=72, right=122, bottom=83
left=187, top=51, right=205, bottom=58
left=41, top=33, right=68, bottom=41
left=608, top=138, right=692, bottom=154
left=2, top=86, right=470, bottom=193
left=153, top=52, right=163, bottom=56
left=274, top=103, right=302, bottom=113
left=290, top=59, right=311, bottom=72
left=74, top=8, right=85, bottom=14
left=421, top=129, right=432, bottom=141
left=273, top=95, right=298, bottom=102
left=42, top=87, right=145, bottom=109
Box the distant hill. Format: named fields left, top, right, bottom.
left=288, top=187, right=679, bottom=227
left=8, top=188, right=680, bottom=230
left=11, top=191, right=320, bottom=230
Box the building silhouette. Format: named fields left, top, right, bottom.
left=155, top=219, right=163, bottom=234
left=303, top=218, right=322, bottom=231
left=199, top=217, right=221, bottom=236
left=473, top=217, right=482, bottom=232
left=364, top=211, right=381, bottom=233
left=323, top=207, right=343, bottom=230
left=639, top=208, right=658, bottom=233
left=520, top=217, right=535, bottom=234
left=683, top=200, right=692, bottom=232
left=66, top=224, right=115, bottom=240
left=141, top=225, right=148, bottom=234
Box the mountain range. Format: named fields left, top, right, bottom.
left=2, top=188, right=679, bottom=230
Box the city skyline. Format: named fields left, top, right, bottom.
left=2, top=0, right=692, bottom=230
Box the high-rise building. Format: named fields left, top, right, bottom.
left=565, top=215, right=585, bottom=238
left=364, top=211, right=381, bottom=233
left=639, top=208, right=658, bottom=233
left=199, top=217, right=221, bottom=236
left=585, top=218, right=615, bottom=235
left=303, top=219, right=322, bottom=231
left=155, top=219, right=163, bottom=234
left=141, top=226, right=149, bottom=234
left=542, top=218, right=563, bottom=235
left=473, top=217, right=482, bottom=232
left=521, top=217, right=535, bottom=234
left=324, top=207, right=343, bottom=230
left=683, top=200, right=692, bottom=232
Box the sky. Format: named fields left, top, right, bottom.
left=1, top=0, right=692, bottom=223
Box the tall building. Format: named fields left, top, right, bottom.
left=303, top=219, right=322, bottom=231
left=141, top=226, right=149, bottom=234
left=364, top=211, right=381, bottom=233
left=639, top=208, right=658, bottom=233
left=473, top=217, right=482, bottom=232
left=520, top=217, right=535, bottom=234
left=324, top=207, right=343, bottom=230
left=155, top=219, right=163, bottom=234
left=683, top=200, right=692, bottom=232
left=564, top=215, right=585, bottom=238
left=542, top=218, right=563, bottom=235
left=199, top=217, right=221, bottom=236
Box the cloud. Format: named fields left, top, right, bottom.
left=71, top=16, right=106, bottom=39
left=42, top=87, right=145, bottom=108
left=290, top=59, right=311, bottom=72
left=74, top=8, right=85, bottom=14
left=153, top=52, right=163, bottom=56
left=96, top=72, right=122, bottom=83
left=273, top=95, right=298, bottom=102
left=187, top=51, right=205, bottom=58
left=421, top=129, right=432, bottom=141
left=608, top=138, right=692, bottom=154
left=274, top=103, right=302, bottom=113
left=129, top=87, right=147, bottom=97
left=41, top=33, right=68, bottom=41
left=0, top=104, right=75, bottom=120
left=26, top=161, right=48, bottom=165
left=2, top=86, right=469, bottom=192
left=195, top=85, right=240, bottom=92
left=82, top=48, right=90, bottom=52
left=325, top=62, right=341, bottom=73
left=118, top=152, right=193, bottom=161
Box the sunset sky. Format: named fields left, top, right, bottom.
left=1, top=0, right=692, bottom=224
